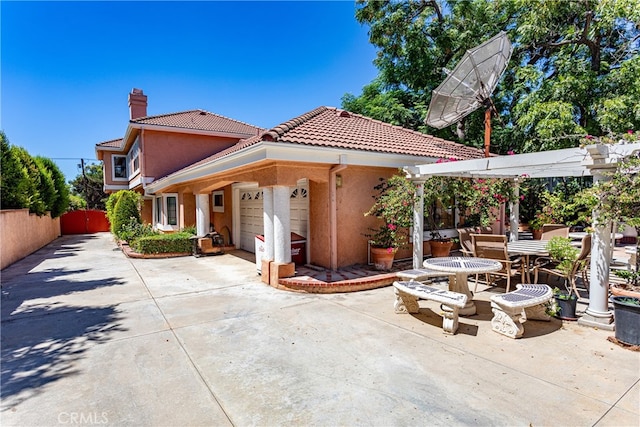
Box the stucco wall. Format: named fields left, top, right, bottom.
left=336, top=167, right=400, bottom=267
left=309, top=180, right=330, bottom=268
left=1, top=209, right=61, bottom=270
left=143, top=130, right=239, bottom=180
left=211, top=186, right=234, bottom=246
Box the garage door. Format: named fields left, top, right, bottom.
left=239, top=182, right=308, bottom=253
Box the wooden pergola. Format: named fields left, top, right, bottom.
left=404, top=142, right=640, bottom=330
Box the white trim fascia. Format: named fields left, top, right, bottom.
left=146, top=142, right=438, bottom=193
left=408, top=146, right=596, bottom=179
left=104, top=183, right=128, bottom=191
left=129, top=174, right=143, bottom=189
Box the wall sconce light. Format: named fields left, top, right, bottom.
left=335, top=174, right=343, bottom=188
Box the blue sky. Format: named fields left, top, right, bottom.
left=2, top=1, right=378, bottom=181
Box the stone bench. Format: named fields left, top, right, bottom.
left=490, top=284, right=553, bottom=339
left=396, top=268, right=454, bottom=282
left=393, top=280, right=468, bottom=334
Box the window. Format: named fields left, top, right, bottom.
left=425, top=200, right=455, bottom=231
left=212, top=190, right=224, bottom=213
left=167, top=196, right=177, bottom=226
left=128, top=139, right=140, bottom=176
left=155, top=197, right=162, bottom=223
left=154, top=194, right=179, bottom=230
left=113, top=155, right=127, bottom=180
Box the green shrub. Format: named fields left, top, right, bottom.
left=181, top=225, right=197, bottom=236
left=36, top=156, right=70, bottom=218
left=107, top=190, right=142, bottom=239
left=120, top=219, right=158, bottom=244
left=132, top=232, right=193, bottom=254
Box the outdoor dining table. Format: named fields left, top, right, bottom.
left=507, top=240, right=550, bottom=283
left=423, top=256, right=502, bottom=316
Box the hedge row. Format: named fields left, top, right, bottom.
left=132, top=232, right=193, bottom=254
left=1, top=131, right=69, bottom=217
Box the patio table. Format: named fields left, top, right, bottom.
left=423, top=256, right=502, bottom=316
left=569, top=231, right=622, bottom=241
left=507, top=240, right=549, bottom=283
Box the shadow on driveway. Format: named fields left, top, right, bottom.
left=1, top=235, right=128, bottom=406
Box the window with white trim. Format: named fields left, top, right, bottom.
left=154, top=193, right=179, bottom=230
left=127, top=138, right=140, bottom=176
left=112, top=155, right=127, bottom=180
left=212, top=190, right=224, bottom=213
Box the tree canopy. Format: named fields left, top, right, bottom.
left=0, top=132, right=69, bottom=217
left=344, top=0, right=640, bottom=154
left=69, top=163, right=107, bottom=211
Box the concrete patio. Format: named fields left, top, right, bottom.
left=1, top=233, right=638, bottom=426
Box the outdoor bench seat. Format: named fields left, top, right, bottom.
left=490, top=283, right=553, bottom=339
left=396, top=268, right=453, bottom=282
left=393, top=280, right=467, bottom=334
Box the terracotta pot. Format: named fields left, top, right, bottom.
left=610, top=284, right=640, bottom=299
left=532, top=229, right=543, bottom=240
left=370, top=247, right=397, bottom=271
left=429, top=240, right=453, bottom=258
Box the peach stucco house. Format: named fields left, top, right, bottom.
left=97, top=89, right=484, bottom=284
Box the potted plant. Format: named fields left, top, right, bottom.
left=542, top=236, right=587, bottom=320
left=364, top=174, right=417, bottom=270
left=423, top=175, right=459, bottom=257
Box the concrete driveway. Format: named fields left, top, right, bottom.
left=1, top=233, right=638, bottom=426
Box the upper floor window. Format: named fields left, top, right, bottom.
left=128, top=138, right=140, bottom=176
left=112, top=155, right=127, bottom=180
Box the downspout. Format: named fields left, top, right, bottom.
left=329, top=156, right=347, bottom=271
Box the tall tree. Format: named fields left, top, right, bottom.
left=69, top=163, right=107, bottom=210
left=345, top=0, right=639, bottom=153
left=0, top=131, right=29, bottom=210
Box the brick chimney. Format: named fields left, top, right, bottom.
left=128, top=88, right=148, bottom=120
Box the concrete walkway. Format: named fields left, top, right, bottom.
left=1, top=233, right=638, bottom=426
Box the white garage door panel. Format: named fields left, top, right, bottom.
left=239, top=183, right=308, bottom=253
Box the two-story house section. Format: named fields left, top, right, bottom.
left=95, top=88, right=264, bottom=228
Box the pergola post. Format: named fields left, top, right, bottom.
left=509, top=179, right=519, bottom=242
left=412, top=179, right=425, bottom=269
left=578, top=211, right=614, bottom=329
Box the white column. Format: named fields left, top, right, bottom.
left=509, top=180, right=519, bottom=242
left=579, top=174, right=614, bottom=330
left=195, top=194, right=210, bottom=236
left=273, top=186, right=291, bottom=264
left=262, top=187, right=274, bottom=262
left=412, top=180, right=425, bottom=269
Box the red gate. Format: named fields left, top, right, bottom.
left=60, top=210, right=110, bottom=234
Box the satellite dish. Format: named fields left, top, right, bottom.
left=425, top=31, right=513, bottom=157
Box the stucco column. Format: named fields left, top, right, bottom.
left=412, top=180, right=425, bottom=269
left=273, top=186, right=292, bottom=264
left=262, top=187, right=274, bottom=262
left=509, top=179, right=519, bottom=242
left=579, top=174, right=615, bottom=330
left=195, top=194, right=210, bottom=236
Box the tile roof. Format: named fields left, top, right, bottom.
left=177, top=106, right=485, bottom=174
left=130, top=109, right=264, bottom=136
left=255, top=106, right=485, bottom=159
left=96, top=138, right=123, bottom=148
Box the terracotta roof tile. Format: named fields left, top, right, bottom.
left=96, top=138, right=123, bottom=148
left=131, top=109, right=263, bottom=136
left=175, top=106, right=484, bottom=175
